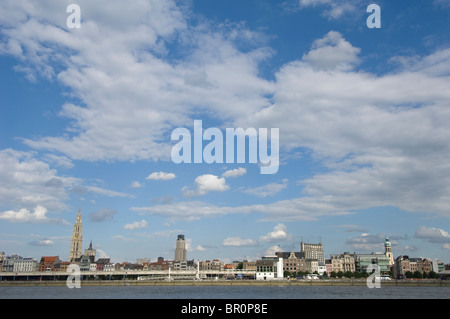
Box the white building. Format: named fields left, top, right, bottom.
left=13, top=258, right=37, bottom=272
left=256, top=257, right=283, bottom=280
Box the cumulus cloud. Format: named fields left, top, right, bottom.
left=222, top=167, right=247, bottom=178
left=0, top=205, right=68, bottom=225
left=259, top=223, right=291, bottom=242
left=0, top=149, right=80, bottom=212
left=302, top=31, right=360, bottom=71
left=146, top=171, right=176, bottom=181
left=182, top=174, right=229, bottom=197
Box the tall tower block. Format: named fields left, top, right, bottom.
left=174, top=234, right=187, bottom=262
left=69, top=208, right=83, bottom=262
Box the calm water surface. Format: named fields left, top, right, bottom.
left=1, top=285, right=449, bottom=299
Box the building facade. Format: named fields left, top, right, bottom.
left=330, top=252, right=356, bottom=273
left=301, top=242, right=324, bottom=264
left=355, top=253, right=390, bottom=274
left=256, top=257, right=283, bottom=280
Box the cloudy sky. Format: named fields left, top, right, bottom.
left=1, top=0, right=450, bottom=264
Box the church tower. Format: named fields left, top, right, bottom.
left=69, top=208, right=83, bottom=262
left=384, top=236, right=394, bottom=268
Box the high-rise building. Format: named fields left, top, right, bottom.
left=69, top=208, right=83, bottom=262
left=300, top=242, right=324, bottom=264
left=174, top=234, right=187, bottom=262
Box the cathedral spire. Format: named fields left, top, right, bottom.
left=69, top=208, right=83, bottom=262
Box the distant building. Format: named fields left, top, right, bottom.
left=69, top=208, right=83, bottom=262
left=149, top=257, right=172, bottom=270
left=39, top=256, right=61, bottom=271
left=84, top=241, right=96, bottom=261
left=199, top=259, right=224, bottom=271
left=276, top=251, right=306, bottom=274
left=174, top=234, right=187, bottom=262
left=301, top=242, right=324, bottom=264
left=1, top=254, right=22, bottom=272
left=384, top=237, right=394, bottom=268
left=13, top=258, right=37, bottom=272
left=355, top=253, right=390, bottom=274
left=256, top=256, right=283, bottom=280
left=330, top=252, right=356, bottom=273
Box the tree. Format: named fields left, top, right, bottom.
left=337, top=271, right=344, bottom=278
left=344, top=271, right=353, bottom=279
left=413, top=271, right=423, bottom=279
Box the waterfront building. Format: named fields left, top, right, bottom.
left=1, top=254, right=22, bottom=272
left=276, top=251, right=306, bottom=274
left=305, top=259, right=319, bottom=274
left=13, top=258, right=37, bottom=272
left=79, top=255, right=94, bottom=271
left=394, top=255, right=410, bottom=279
left=325, top=259, right=332, bottom=276
left=242, top=260, right=257, bottom=271
left=39, top=256, right=61, bottom=271
left=149, top=257, right=172, bottom=270
left=301, top=242, right=324, bottom=264
left=69, top=208, right=83, bottom=262
left=199, top=259, right=224, bottom=271
left=355, top=253, right=390, bottom=274
left=174, top=234, right=187, bottom=262
left=432, top=259, right=444, bottom=273
left=256, top=256, right=283, bottom=280
left=330, top=252, right=356, bottom=273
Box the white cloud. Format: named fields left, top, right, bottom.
left=182, top=174, right=229, bottom=197
left=0, top=205, right=68, bottom=225
left=223, top=236, right=257, bottom=247
left=264, top=245, right=282, bottom=257
left=146, top=171, right=176, bottom=181
left=124, top=220, right=148, bottom=230
left=302, top=31, right=360, bottom=71
left=222, top=167, right=247, bottom=178
left=0, top=149, right=80, bottom=212
left=259, top=223, right=291, bottom=242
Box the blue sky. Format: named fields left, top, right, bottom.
left=1, top=0, right=450, bottom=265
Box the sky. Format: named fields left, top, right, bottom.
left=1, top=0, right=450, bottom=265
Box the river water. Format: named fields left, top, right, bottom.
left=1, top=284, right=449, bottom=299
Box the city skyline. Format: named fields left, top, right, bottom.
left=1, top=1, right=450, bottom=264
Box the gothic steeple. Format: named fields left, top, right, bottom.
left=69, top=208, right=83, bottom=262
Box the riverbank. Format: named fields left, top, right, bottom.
left=1, top=279, right=448, bottom=287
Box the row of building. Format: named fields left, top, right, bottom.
left=1, top=209, right=448, bottom=280
left=1, top=236, right=447, bottom=280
